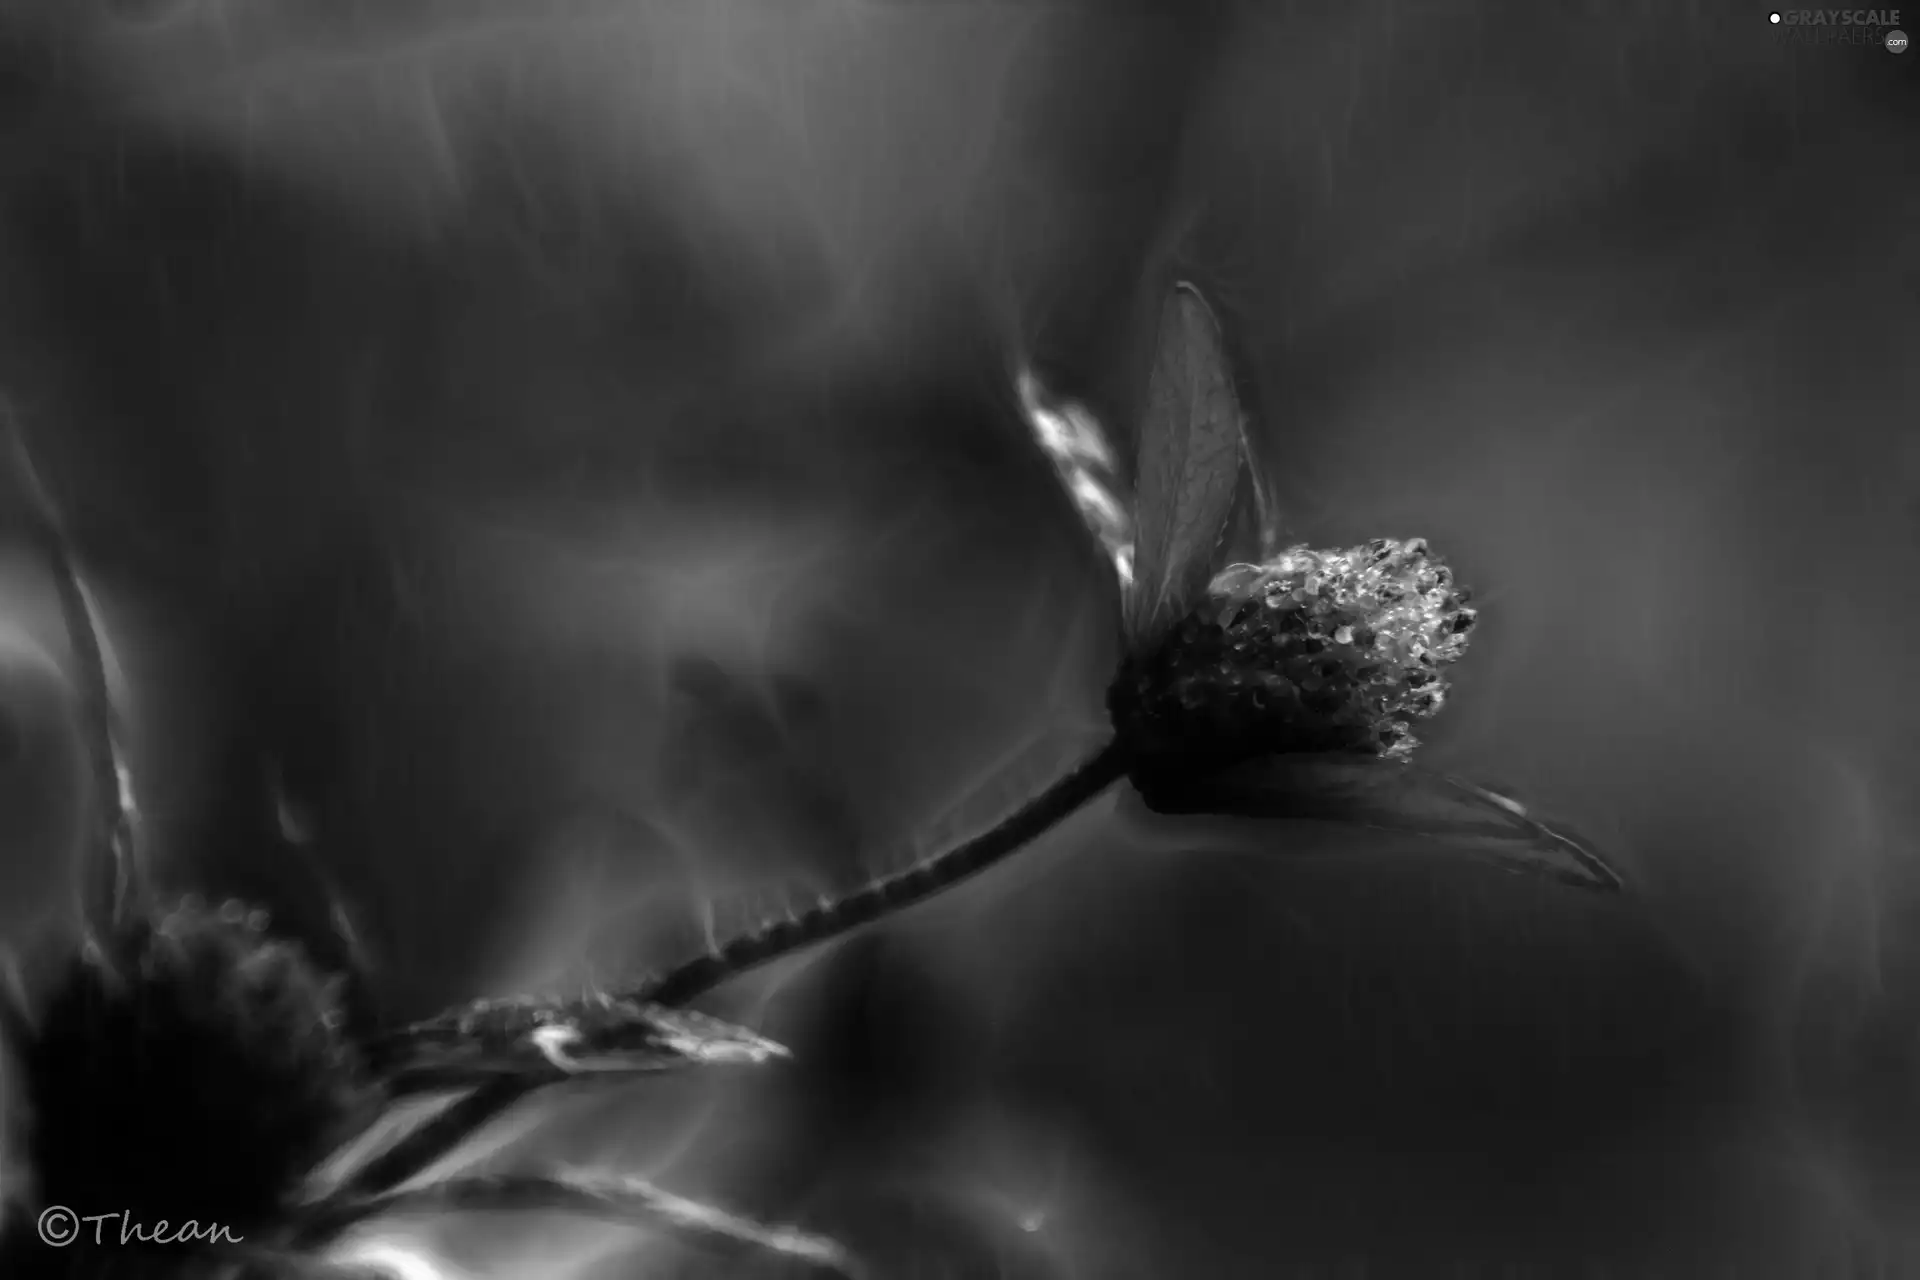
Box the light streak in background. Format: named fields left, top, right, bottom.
left=0, top=612, right=89, bottom=965
left=0, top=613, right=81, bottom=1229
left=1014, top=370, right=1133, bottom=590
left=328, top=1236, right=465, bottom=1280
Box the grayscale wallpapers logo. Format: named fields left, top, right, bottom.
left=1770, top=7, right=1900, bottom=21
left=1769, top=9, right=1910, bottom=47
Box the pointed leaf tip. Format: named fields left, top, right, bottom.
left=1133, top=753, right=1626, bottom=891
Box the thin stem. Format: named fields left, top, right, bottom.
left=300, top=1168, right=858, bottom=1275
left=331, top=1076, right=534, bottom=1202
left=334, top=741, right=1129, bottom=1201
left=639, top=739, right=1130, bottom=1008
left=377, top=1062, right=575, bottom=1097
left=2, top=408, right=139, bottom=928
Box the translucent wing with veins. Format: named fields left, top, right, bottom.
left=1124, top=282, right=1249, bottom=652
left=1017, top=282, right=1623, bottom=891
left=1014, top=283, right=1274, bottom=638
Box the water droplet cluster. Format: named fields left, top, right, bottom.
left=1109, top=538, right=1477, bottom=768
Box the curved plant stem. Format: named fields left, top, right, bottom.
left=332, top=1075, right=531, bottom=1201
left=639, top=738, right=1131, bottom=1007
left=2, top=409, right=139, bottom=929
left=334, top=741, right=1131, bottom=1202
left=299, top=1167, right=858, bottom=1275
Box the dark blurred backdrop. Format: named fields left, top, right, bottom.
left=0, top=2, right=1917, bottom=1276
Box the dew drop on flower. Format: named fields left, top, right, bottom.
left=1108, top=537, right=1477, bottom=763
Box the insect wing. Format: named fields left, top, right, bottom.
left=1219, top=428, right=1282, bottom=567
left=1126, top=283, right=1248, bottom=650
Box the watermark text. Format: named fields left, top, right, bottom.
left=1771, top=8, right=1902, bottom=22
left=35, top=1205, right=244, bottom=1248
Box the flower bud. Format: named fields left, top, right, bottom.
left=19, top=898, right=374, bottom=1229
left=1108, top=539, right=1477, bottom=772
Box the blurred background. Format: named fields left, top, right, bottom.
left=0, top=1, right=1917, bottom=1275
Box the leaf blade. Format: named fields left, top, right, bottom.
left=1131, top=753, right=1625, bottom=891
left=367, top=994, right=788, bottom=1091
